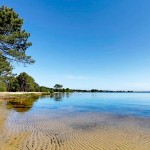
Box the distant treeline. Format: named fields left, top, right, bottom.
left=0, top=72, right=133, bottom=93
left=0, top=72, right=72, bottom=93
left=73, top=89, right=133, bottom=93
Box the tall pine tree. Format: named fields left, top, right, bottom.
left=0, top=6, right=35, bottom=64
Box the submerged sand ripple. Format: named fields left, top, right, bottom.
left=0, top=109, right=150, bottom=150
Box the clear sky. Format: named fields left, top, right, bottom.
left=1, top=0, right=150, bottom=90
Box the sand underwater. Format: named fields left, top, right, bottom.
left=0, top=93, right=150, bottom=150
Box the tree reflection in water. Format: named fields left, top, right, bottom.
left=50, top=92, right=71, bottom=101
left=6, top=92, right=72, bottom=112
left=6, top=95, right=39, bottom=112
left=40, top=92, right=71, bottom=101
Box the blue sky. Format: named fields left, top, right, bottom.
left=1, top=0, right=150, bottom=90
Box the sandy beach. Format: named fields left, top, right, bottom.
left=0, top=108, right=150, bottom=150
left=0, top=92, right=46, bottom=101
left=0, top=92, right=43, bottom=96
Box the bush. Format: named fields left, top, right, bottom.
left=0, top=81, right=7, bottom=92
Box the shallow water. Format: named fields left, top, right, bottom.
left=1, top=92, right=150, bottom=150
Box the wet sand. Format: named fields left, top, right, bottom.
left=0, top=107, right=150, bottom=150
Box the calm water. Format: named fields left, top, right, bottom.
left=5, top=92, right=150, bottom=118
left=1, top=92, right=150, bottom=150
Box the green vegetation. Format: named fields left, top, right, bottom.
left=0, top=80, right=7, bottom=91
left=17, top=72, right=37, bottom=92
left=0, top=6, right=34, bottom=64
left=0, top=71, right=53, bottom=92
left=6, top=94, right=39, bottom=112
left=54, top=84, right=63, bottom=91
left=0, top=71, right=72, bottom=93
left=0, top=55, right=13, bottom=79
left=74, top=89, right=133, bottom=93
left=5, top=92, right=72, bottom=112
left=53, top=84, right=73, bottom=92
left=40, top=86, right=53, bottom=93
left=0, top=6, right=35, bottom=91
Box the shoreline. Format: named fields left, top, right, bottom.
left=1, top=91, right=150, bottom=101
left=0, top=92, right=50, bottom=101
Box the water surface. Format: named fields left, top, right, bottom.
left=13, top=92, right=150, bottom=117
left=1, top=92, right=150, bottom=150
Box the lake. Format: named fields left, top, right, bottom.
left=0, top=92, right=150, bottom=150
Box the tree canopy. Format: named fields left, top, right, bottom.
left=54, top=84, right=63, bottom=90
left=0, top=6, right=35, bottom=64
left=17, top=72, right=37, bottom=92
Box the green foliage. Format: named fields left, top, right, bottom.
left=39, top=86, right=51, bottom=92
left=7, top=76, right=19, bottom=92
left=65, top=88, right=72, bottom=92
left=0, top=70, right=71, bottom=93
left=0, top=6, right=35, bottom=88
left=54, top=84, right=63, bottom=92
left=0, top=55, right=13, bottom=79
left=0, top=80, right=7, bottom=91
left=59, top=88, right=72, bottom=92
left=0, top=6, right=34, bottom=64
left=91, top=89, right=99, bottom=92
left=6, top=94, right=39, bottom=112
left=17, top=72, right=38, bottom=92
left=34, top=82, right=40, bottom=92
